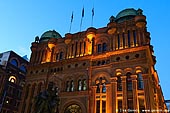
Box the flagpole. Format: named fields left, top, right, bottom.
left=80, top=7, right=84, bottom=32
left=69, top=12, right=73, bottom=33
left=91, top=7, right=94, bottom=26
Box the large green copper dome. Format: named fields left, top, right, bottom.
left=39, top=30, right=62, bottom=42
left=115, top=8, right=138, bottom=23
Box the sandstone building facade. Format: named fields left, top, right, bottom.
left=20, top=8, right=168, bottom=113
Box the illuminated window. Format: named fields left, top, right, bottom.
left=9, top=76, right=17, bottom=83
left=11, top=59, right=18, bottom=67
left=64, top=104, right=82, bottom=113
left=138, top=73, right=144, bottom=89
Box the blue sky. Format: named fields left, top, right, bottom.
left=0, top=0, right=169, bottom=100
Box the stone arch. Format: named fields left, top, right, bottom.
left=135, top=66, right=145, bottom=74
left=124, top=67, right=133, bottom=75
left=10, top=57, right=20, bottom=67
left=61, top=99, right=86, bottom=113
left=92, top=71, right=111, bottom=86
left=115, top=68, right=124, bottom=76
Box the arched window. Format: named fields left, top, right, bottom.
left=70, top=80, right=74, bottom=92
left=117, top=76, right=122, bottom=91
left=102, top=43, right=107, bottom=52
left=64, top=104, right=82, bottom=113
left=137, top=73, right=144, bottom=89
left=117, top=34, right=120, bottom=49
left=97, top=44, right=102, bottom=53
left=102, top=82, right=106, bottom=93
left=133, top=30, right=137, bottom=46
left=56, top=53, right=59, bottom=61
left=122, top=33, right=125, bottom=48
left=126, top=72, right=132, bottom=91
left=96, top=83, right=100, bottom=93
left=9, top=76, right=17, bottom=83
left=128, top=30, right=131, bottom=47
left=20, top=65, right=26, bottom=72
left=82, top=79, right=87, bottom=91
left=11, top=59, right=18, bottom=67
left=78, top=80, right=82, bottom=91
left=59, top=52, right=63, bottom=60
left=66, top=81, right=70, bottom=92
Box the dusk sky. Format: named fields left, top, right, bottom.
left=0, top=1, right=169, bottom=100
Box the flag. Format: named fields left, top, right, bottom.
left=82, top=7, right=84, bottom=17
left=92, top=7, right=94, bottom=17
left=71, top=12, right=73, bottom=22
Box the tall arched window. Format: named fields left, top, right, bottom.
left=117, top=76, right=122, bottom=91
left=128, top=30, right=131, bottom=47
left=66, top=81, right=70, bottom=92
left=133, top=30, right=137, bottom=46
left=78, top=80, right=82, bottom=91
left=11, top=59, right=18, bottom=67
left=59, top=52, right=63, bottom=60
left=82, top=79, right=87, bottom=91
left=117, top=34, right=120, bottom=49
left=102, top=43, right=107, bottom=52
left=122, top=33, right=125, bottom=48
left=70, top=80, right=74, bottom=92
left=126, top=72, right=132, bottom=91
left=97, top=44, right=102, bottom=53
left=137, top=73, right=144, bottom=89
left=102, top=82, right=106, bottom=93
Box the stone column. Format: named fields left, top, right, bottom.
left=90, top=86, right=96, bottom=113
left=131, top=75, right=139, bottom=113
left=142, top=74, right=153, bottom=113
left=121, top=76, right=127, bottom=112
left=106, top=84, right=112, bottom=113
left=111, top=77, right=117, bottom=113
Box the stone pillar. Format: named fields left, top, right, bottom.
left=90, top=86, right=96, bottom=113
left=131, top=75, right=139, bottom=113
left=106, top=84, right=112, bottom=113
left=111, top=77, right=117, bottom=113
left=142, top=74, right=153, bottom=113
left=121, top=76, right=127, bottom=112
